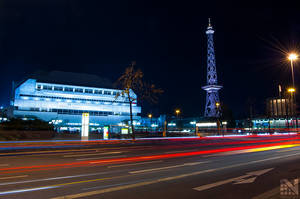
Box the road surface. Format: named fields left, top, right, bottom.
left=0, top=135, right=300, bottom=199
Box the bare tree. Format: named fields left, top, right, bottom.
left=116, top=61, right=163, bottom=140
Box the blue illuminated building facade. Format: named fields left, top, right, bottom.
left=10, top=72, right=141, bottom=131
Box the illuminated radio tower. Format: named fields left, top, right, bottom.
left=202, top=18, right=222, bottom=117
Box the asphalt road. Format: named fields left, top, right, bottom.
left=1, top=135, right=300, bottom=199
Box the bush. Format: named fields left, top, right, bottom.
left=0, top=118, right=54, bottom=131
left=0, top=130, right=55, bottom=140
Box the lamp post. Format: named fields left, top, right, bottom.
left=216, top=102, right=220, bottom=114
left=175, top=109, right=180, bottom=118
left=175, top=109, right=181, bottom=132
left=215, top=102, right=221, bottom=135
left=288, top=88, right=296, bottom=129
left=288, top=53, right=298, bottom=130
left=288, top=53, right=297, bottom=89
left=148, top=113, right=152, bottom=132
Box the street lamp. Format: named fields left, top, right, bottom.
left=288, top=88, right=296, bottom=93
left=148, top=114, right=152, bottom=132
left=216, top=102, right=220, bottom=112
left=288, top=53, right=298, bottom=89
left=215, top=102, right=221, bottom=135
left=175, top=109, right=181, bottom=132
left=288, top=53, right=298, bottom=130
left=175, top=109, right=180, bottom=118
left=288, top=88, right=296, bottom=129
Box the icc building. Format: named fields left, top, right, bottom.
left=9, top=71, right=141, bottom=131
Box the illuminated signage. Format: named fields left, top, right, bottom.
left=81, top=113, right=89, bottom=139
left=103, top=126, right=109, bottom=140
left=121, top=128, right=129, bottom=135
left=196, top=122, right=217, bottom=127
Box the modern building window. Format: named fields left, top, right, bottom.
left=17, top=107, right=119, bottom=116
left=84, top=89, right=93, bottom=94
left=75, top=88, right=83, bottom=93
left=54, top=86, right=63, bottom=91
left=29, top=107, right=39, bottom=111
left=19, top=94, right=130, bottom=104
left=112, top=91, right=117, bottom=95
left=64, top=87, right=74, bottom=92
left=104, top=90, right=111, bottom=95
left=94, top=90, right=102, bottom=94
left=43, top=85, right=53, bottom=90
left=37, top=85, right=42, bottom=91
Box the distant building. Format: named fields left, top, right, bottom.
left=0, top=106, right=8, bottom=123
left=138, top=115, right=166, bottom=128
left=266, top=97, right=294, bottom=117
left=9, top=71, right=141, bottom=131
left=234, top=96, right=298, bottom=132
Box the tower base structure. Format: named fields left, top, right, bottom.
left=202, top=85, right=222, bottom=118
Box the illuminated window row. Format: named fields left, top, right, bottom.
left=51, top=109, right=115, bottom=116
left=19, top=94, right=130, bottom=105
left=14, top=106, right=138, bottom=116
left=36, top=84, right=120, bottom=96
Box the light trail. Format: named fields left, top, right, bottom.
left=0, top=175, right=28, bottom=180
left=0, top=186, right=58, bottom=196
left=0, top=148, right=298, bottom=198
left=76, top=155, right=127, bottom=161
left=51, top=151, right=300, bottom=199
left=0, top=133, right=298, bottom=150
left=129, top=161, right=208, bottom=174
left=0, top=171, right=119, bottom=186
left=0, top=132, right=297, bottom=144
left=0, top=140, right=299, bottom=175
left=107, top=160, right=163, bottom=168
left=246, top=144, right=300, bottom=152
left=63, top=151, right=123, bottom=158
left=1, top=136, right=300, bottom=157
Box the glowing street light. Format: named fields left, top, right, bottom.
left=288, top=53, right=298, bottom=90
left=215, top=102, right=221, bottom=117
left=288, top=88, right=296, bottom=109
left=288, top=88, right=296, bottom=93
left=288, top=53, right=298, bottom=61
left=288, top=88, right=295, bottom=103
left=175, top=109, right=180, bottom=118
left=215, top=102, right=222, bottom=135
left=287, top=53, right=298, bottom=129
left=148, top=114, right=152, bottom=132
left=288, top=87, right=296, bottom=128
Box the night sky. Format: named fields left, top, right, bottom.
left=1, top=2, right=300, bottom=118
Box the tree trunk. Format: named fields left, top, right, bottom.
left=129, top=100, right=135, bottom=140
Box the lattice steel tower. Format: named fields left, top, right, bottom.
left=202, top=18, right=222, bottom=117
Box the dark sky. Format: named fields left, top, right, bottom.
left=0, top=1, right=300, bottom=118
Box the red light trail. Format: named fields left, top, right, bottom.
left=0, top=139, right=299, bottom=175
